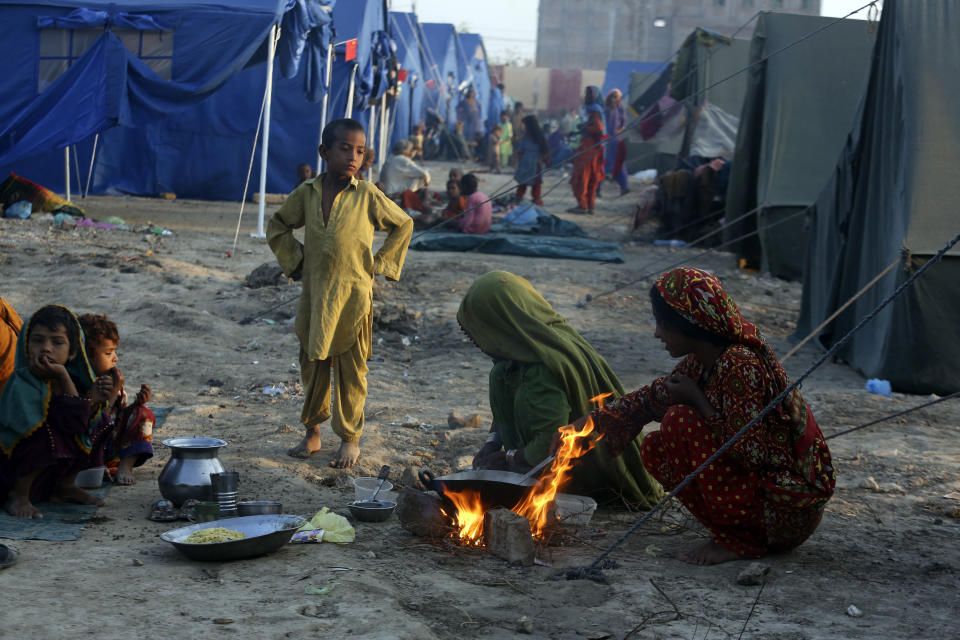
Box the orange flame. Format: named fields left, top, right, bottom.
left=512, top=393, right=608, bottom=537
left=443, top=488, right=486, bottom=545
left=441, top=394, right=610, bottom=545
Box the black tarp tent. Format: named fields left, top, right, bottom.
left=724, top=12, right=876, bottom=279
left=795, top=0, right=960, bottom=395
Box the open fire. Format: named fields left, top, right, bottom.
left=440, top=394, right=609, bottom=546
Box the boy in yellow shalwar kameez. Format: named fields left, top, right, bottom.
left=267, top=119, right=413, bottom=468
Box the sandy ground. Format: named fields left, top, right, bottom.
left=0, top=162, right=958, bottom=640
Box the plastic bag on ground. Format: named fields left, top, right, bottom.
left=296, top=507, right=355, bottom=543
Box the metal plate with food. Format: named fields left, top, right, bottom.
left=160, top=514, right=304, bottom=561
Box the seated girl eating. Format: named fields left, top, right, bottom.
left=587, top=267, right=835, bottom=564
left=79, top=314, right=154, bottom=486
left=0, top=305, right=112, bottom=518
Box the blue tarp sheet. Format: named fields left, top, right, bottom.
left=0, top=0, right=287, bottom=164
left=410, top=232, right=624, bottom=263
left=327, top=0, right=387, bottom=123
left=457, top=33, right=490, bottom=136
left=389, top=11, right=425, bottom=146
left=493, top=205, right=587, bottom=237
left=420, top=22, right=459, bottom=128
left=0, top=0, right=401, bottom=199
left=0, top=0, right=335, bottom=181
left=601, top=60, right=664, bottom=99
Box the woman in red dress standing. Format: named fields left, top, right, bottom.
left=568, top=86, right=605, bottom=214
left=589, top=267, right=835, bottom=564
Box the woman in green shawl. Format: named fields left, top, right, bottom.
left=457, top=271, right=661, bottom=508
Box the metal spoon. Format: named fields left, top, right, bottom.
left=519, top=455, right=555, bottom=482
left=368, top=465, right=391, bottom=504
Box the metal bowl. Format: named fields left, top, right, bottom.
left=237, top=501, right=283, bottom=516
left=348, top=500, right=397, bottom=522
left=160, top=514, right=304, bottom=561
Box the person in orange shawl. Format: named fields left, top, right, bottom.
left=568, top=86, right=606, bottom=214
left=588, top=267, right=835, bottom=565
left=0, top=298, right=22, bottom=395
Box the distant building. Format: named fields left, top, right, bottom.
left=536, top=0, right=821, bottom=69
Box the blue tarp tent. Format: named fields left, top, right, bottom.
left=601, top=60, right=664, bottom=100
left=457, top=33, right=491, bottom=136
left=420, top=23, right=460, bottom=129
left=0, top=0, right=336, bottom=198
left=388, top=11, right=425, bottom=146
left=327, top=0, right=388, bottom=129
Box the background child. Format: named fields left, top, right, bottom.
left=498, top=111, right=513, bottom=170
left=514, top=115, right=551, bottom=206
left=360, top=147, right=376, bottom=180
left=296, top=163, right=315, bottom=186
left=79, top=314, right=154, bottom=486
left=457, top=173, right=492, bottom=235
left=409, top=124, right=424, bottom=160
left=267, top=118, right=413, bottom=468
left=443, top=179, right=466, bottom=219
left=485, top=124, right=502, bottom=173
left=0, top=305, right=109, bottom=518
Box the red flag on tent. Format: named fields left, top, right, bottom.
left=397, top=69, right=409, bottom=83
left=425, top=78, right=436, bottom=89
left=344, top=38, right=357, bottom=61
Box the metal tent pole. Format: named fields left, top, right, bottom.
left=345, top=63, right=358, bottom=118
left=378, top=97, right=389, bottom=175
left=83, top=133, right=99, bottom=198
left=254, top=24, right=278, bottom=239
left=64, top=148, right=70, bottom=201
left=369, top=101, right=378, bottom=165
left=317, top=42, right=333, bottom=173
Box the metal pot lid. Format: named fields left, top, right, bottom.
left=162, top=437, right=228, bottom=449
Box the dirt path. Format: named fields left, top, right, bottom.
left=0, top=162, right=957, bottom=639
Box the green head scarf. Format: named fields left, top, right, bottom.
left=457, top=271, right=624, bottom=415
left=0, top=305, right=96, bottom=455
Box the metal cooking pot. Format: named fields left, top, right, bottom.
left=158, top=437, right=228, bottom=507
left=418, top=468, right=539, bottom=509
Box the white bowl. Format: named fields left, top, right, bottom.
left=76, top=466, right=106, bottom=489
left=353, top=477, right=394, bottom=502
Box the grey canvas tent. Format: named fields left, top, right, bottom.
left=795, top=0, right=960, bottom=395
left=628, top=28, right=750, bottom=173
left=724, top=12, right=876, bottom=279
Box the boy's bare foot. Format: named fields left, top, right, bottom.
left=50, top=484, right=105, bottom=507
left=288, top=426, right=322, bottom=458
left=330, top=441, right=360, bottom=468
left=3, top=494, right=42, bottom=519
left=678, top=541, right=741, bottom=566
left=115, top=458, right=136, bottom=485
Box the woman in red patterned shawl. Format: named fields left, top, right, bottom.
left=589, top=267, right=835, bottom=565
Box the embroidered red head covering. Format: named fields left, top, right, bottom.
left=654, top=267, right=790, bottom=392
